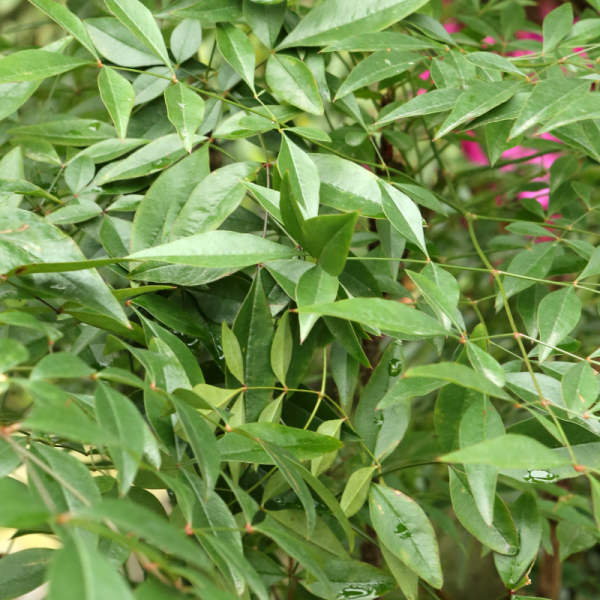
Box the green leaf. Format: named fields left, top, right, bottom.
left=255, top=517, right=332, bottom=597
left=441, top=434, right=572, bottom=469
left=466, top=342, right=505, bottom=388
left=310, top=153, right=384, bottom=217
left=407, top=269, right=463, bottom=332
left=278, top=0, right=430, bottom=49
left=0, top=148, right=24, bottom=208
left=436, top=81, right=522, bottom=139
left=266, top=54, right=323, bottom=115
left=29, top=0, right=98, bottom=58
left=164, top=83, right=205, bottom=153
left=98, top=66, right=135, bottom=141
left=497, top=242, right=556, bottom=308
left=459, top=396, right=505, bottom=526
left=0, top=179, right=60, bottom=203
left=0, top=49, right=92, bottom=84
left=380, top=181, right=427, bottom=256
left=173, top=398, right=220, bottom=498
left=216, top=23, right=255, bottom=91
left=355, top=341, right=409, bottom=461
left=48, top=537, right=134, bottom=600
left=404, top=362, right=511, bottom=400
left=271, top=310, right=293, bottom=385
left=95, top=383, right=145, bottom=494
left=369, top=483, right=443, bottom=588
left=296, top=265, right=338, bottom=342
left=130, top=145, right=210, bottom=252
left=376, top=88, right=462, bottom=126
left=170, top=21, right=201, bottom=65
left=543, top=3, right=573, bottom=54
left=335, top=51, right=422, bottom=99
left=9, top=118, right=115, bottom=146
left=0, top=549, right=54, bottom=600
left=85, top=17, right=160, bottom=68
left=303, top=212, right=359, bottom=277
left=127, top=230, right=302, bottom=268
left=463, top=52, right=525, bottom=77
left=494, top=493, right=542, bottom=588
left=449, top=469, right=519, bottom=555
left=380, top=544, right=419, bottom=600
left=322, top=31, right=442, bottom=53
left=340, top=466, right=377, bottom=517
left=297, top=298, right=449, bottom=338
left=78, top=499, right=211, bottom=570
left=243, top=0, right=286, bottom=49
left=377, top=377, right=444, bottom=409
left=104, top=0, right=172, bottom=71
left=1, top=209, right=129, bottom=325
left=222, top=321, right=245, bottom=384
left=170, top=161, right=260, bottom=238
left=279, top=133, right=320, bottom=219
left=30, top=352, right=95, bottom=380
left=311, top=418, right=343, bottom=477
left=537, top=286, right=581, bottom=362
left=172, top=0, right=243, bottom=22
left=46, top=201, right=102, bottom=225
left=65, top=155, right=95, bottom=194
left=95, top=134, right=195, bottom=184
left=561, top=360, right=598, bottom=415
left=510, top=79, right=589, bottom=139
left=0, top=338, right=29, bottom=373
left=218, top=423, right=343, bottom=463
left=0, top=477, right=50, bottom=529
left=232, top=273, right=275, bottom=421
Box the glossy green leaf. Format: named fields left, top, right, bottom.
left=164, top=83, right=205, bottom=153
left=279, top=133, right=320, bottom=219
left=278, top=0, right=430, bottom=49
left=266, top=54, right=323, bottom=115
left=336, top=51, right=421, bottom=99
left=561, top=360, right=598, bottom=415
left=377, top=88, right=462, bottom=126
left=494, top=493, right=542, bottom=588
left=0, top=549, right=54, bottom=600
left=466, top=342, right=505, bottom=388
left=436, top=81, right=522, bottom=139
left=510, top=79, right=589, bottom=139
left=104, top=0, right=172, bottom=71
left=369, top=483, right=443, bottom=588
left=441, top=434, right=572, bottom=469
left=404, top=363, right=511, bottom=400
left=464, top=52, right=525, bottom=76
left=0, top=50, right=92, bottom=84
left=222, top=321, right=245, bottom=384
left=543, top=3, right=573, bottom=53
left=48, top=537, right=134, bottom=600
left=537, top=286, right=581, bottom=362
left=449, top=469, right=519, bottom=555
left=170, top=18, right=202, bottom=64
left=380, top=181, right=427, bottom=255
left=216, top=23, right=255, bottom=90
left=219, top=423, right=343, bottom=463
left=172, top=0, right=243, bottom=22
left=459, top=396, right=505, bottom=526
left=297, top=298, right=448, bottom=338
left=127, top=230, right=302, bottom=268
left=170, top=161, right=260, bottom=238
left=130, top=145, right=210, bottom=252
left=270, top=310, right=293, bottom=385
left=99, top=66, right=135, bottom=141
left=232, top=273, right=275, bottom=421
left=340, top=466, right=377, bottom=517
left=243, top=0, right=286, bottom=49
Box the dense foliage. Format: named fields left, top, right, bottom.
left=4, top=0, right=600, bottom=598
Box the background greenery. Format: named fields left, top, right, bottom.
left=2, top=0, right=600, bottom=599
